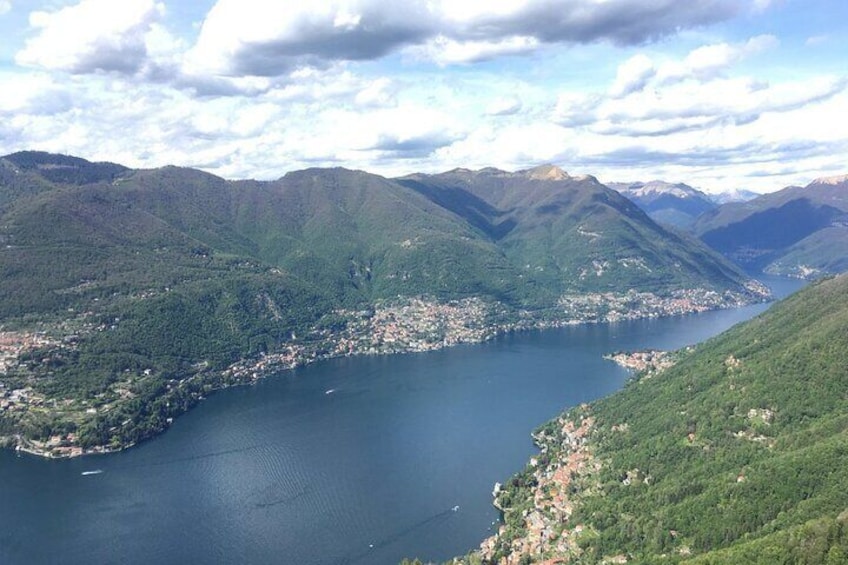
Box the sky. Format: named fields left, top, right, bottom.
left=0, top=0, right=846, bottom=193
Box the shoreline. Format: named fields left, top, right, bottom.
left=2, top=286, right=770, bottom=459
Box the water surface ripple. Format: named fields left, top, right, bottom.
left=0, top=277, right=804, bottom=564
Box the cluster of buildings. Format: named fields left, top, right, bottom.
left=223, top=297, right=497, bottom=384
left=0, top=385, right=45, bottom=413
left=480, top=411, right=600, bottom=564
left=558, top=286, right=764, bottom=323
left=604, top=349, right=675, bottom=378
left=1, top=283, right=769, bottom=458
left=23, top=433, right=84, bottom=458
left=340, top=297, right=495, bottom=354
left=0, top=331, right=56, bottom=373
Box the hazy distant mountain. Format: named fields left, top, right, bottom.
left=607, top=180, right=717, bottom=228
left=710, top=188, right=761, bottom=204
left=694, top=174, right=848, bottom=278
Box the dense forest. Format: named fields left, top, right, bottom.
left=462, top=274, right=848, bottom=564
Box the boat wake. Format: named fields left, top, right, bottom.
left=340, top=506, right=458, bottom=563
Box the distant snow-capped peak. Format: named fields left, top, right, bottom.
left=811, top=174, right=848, bottom=186
left=609, top=180, right=705, bottom=199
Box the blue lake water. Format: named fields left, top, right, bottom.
left=0, top=277, right=804, bottom=564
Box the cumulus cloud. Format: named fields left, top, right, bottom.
left=16, top=0, right=166, bottom=74
left=554, top=92, right=604, bottom=127
left=371, top=131, right=459, bottom=158
left=3, top=1, right=840, bottom=194
left=485, top=96, right=523, bottom=116
left=355, top=106, right=465, bottom=158
left=183, top=1, right=432, bottom=77
left=610, top=54, right=656, bottom=98
left=354, top=78, right=397, bottom=108
left=0, top=1, right=11, bottom=16
left=412, top=35, right=539, bottom=65
left=185, top=0, right=748, bottom=77
left=536, top=31, right=848, bottom=192
left=553, top=34, right=797, bottom=138
left=657, top=34, right=778, bottom=83
left=558, top=73, right=847, bottom=138
left=0, top=73, right=72, bottom=114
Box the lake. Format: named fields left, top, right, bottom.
left=0, top=277, right=804, bottom=564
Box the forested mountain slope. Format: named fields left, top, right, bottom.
left=0, top=152, right=765, bottom=455
left=399, top=166, right=747, bottom=295
left=694, top=175, right=848, bottom=278
left=471, top=274, right=848, bottom=564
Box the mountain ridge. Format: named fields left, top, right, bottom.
left=608, top=180, right=717, bottom=228
left=694, top=175, right=848, bottom=277
left=398, top=168, right=746, bottom=295
left=0, top=152, right=765, bottom=456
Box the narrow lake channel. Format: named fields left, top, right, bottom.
left=0, top=277, right=805, bottom=565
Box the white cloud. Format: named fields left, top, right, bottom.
left=0, top=1, right=840, bottom=195
left=354, top=78, right=397, bottom=108
left=485, top=96, right=523, bottom=116
left=414, top=35, right=539, bottom=65
left=0, top=72, right=71, bottom=113
left=16, top=0, right=165, bottom=74
left=0, top=1, right=11, bottom=16
left=609, top=54, right=655, bottom=98
left=435, top=122, right=575, bottom=171
left=561, top=72, right=847, bottom=139
left=658, top=34, right=778, bottom=83
left=184, top=0, right=748, bottom=77
left=540, top=32, right=848, bottom=191
left=183, top=1, right=432, bottom=77
left=554, top=92, right=604, bottom=127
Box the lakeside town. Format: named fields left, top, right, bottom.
left=477, top=409, right=601, bottom=564
left=603, top=349, right=677, bottom=379
left=1, top=284, right=768, bottom=458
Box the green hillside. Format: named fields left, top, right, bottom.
left=0, top=153, right=765, bottom=455
left=694, top=175, right=848, bottom=276
left=470, top=274, right=848, bottom=564
left=400, top=166, right=746, bottom=295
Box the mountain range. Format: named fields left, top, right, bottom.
left=398, top=166, right=746, bottom=294
left=0, top=152, right=763, bottom=453
left=710, top=188, right=761, bottom=205
left=5, top=151, right=848, bottom=564
left=693, top=175, right=848, bottom=278
left=606, top=180, right=718, bottom=228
